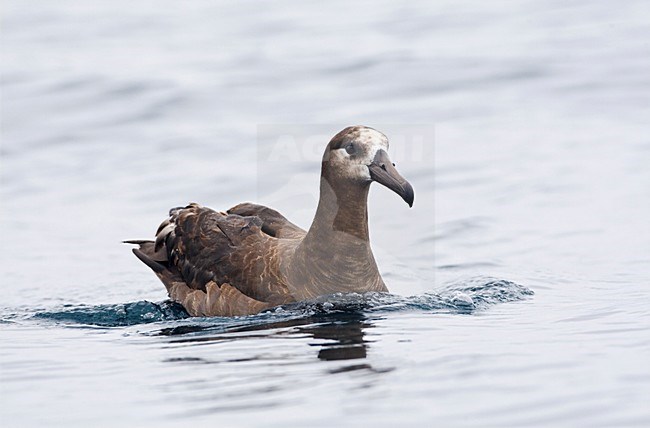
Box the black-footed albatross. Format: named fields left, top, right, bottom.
left=126, top=126, right=414, bottom=317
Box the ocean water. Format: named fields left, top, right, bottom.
left=1, top=1, right=649, bottom=427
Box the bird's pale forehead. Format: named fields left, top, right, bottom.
left=327, top=126, right=389, bottom=153
left=351, top=127, right=389, bottom=149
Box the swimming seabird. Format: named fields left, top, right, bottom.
left=126, top=126, right=414, bottom=316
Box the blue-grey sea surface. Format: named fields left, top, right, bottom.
left=1, top=1, right=649, bottom=427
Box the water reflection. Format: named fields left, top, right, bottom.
left=301, top=312, right=371, bottom=361
left=157, top=311, right=375, bottom=362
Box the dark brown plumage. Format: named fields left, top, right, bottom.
left=126, top=126, right=414, bottom=317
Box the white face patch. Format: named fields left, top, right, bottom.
left=328, top=127, right=391, bottom=182
left=330, top=148, right=371, bottom=180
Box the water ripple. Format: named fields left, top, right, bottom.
left=31, top=300, right=189, bottom=327
left=28, top=277, right=533, bottom=328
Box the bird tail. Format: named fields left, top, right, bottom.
left=123, top=240, right=168, bottom=272
left=124, top=239, right=188, bottom=297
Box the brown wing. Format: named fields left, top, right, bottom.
left=155, top=203, right=292, bottom=306
left=227, top=202, right=306, bottom=240
left=129, top=249, right=272, bottom=317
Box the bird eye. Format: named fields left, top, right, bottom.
left=345, top=143, right=356, bottom=155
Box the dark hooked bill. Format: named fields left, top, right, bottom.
left=368, top=149, right=415, bottom=207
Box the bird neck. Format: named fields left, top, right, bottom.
left=286, top=172, right=386, bottom=300
left=307, top=174, right=371, bottom=243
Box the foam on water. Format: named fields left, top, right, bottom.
left=27, top=277, right=532, bottom=328
left=31, top=300, right=190, bottom=327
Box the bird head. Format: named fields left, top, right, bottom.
left=323, top=126, right=415, bottom=207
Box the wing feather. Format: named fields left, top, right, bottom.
left=227, top=202, right=306, bottom=240
left=154, top=203, right=292, bottom=305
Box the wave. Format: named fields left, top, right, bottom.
left=31, top=300, right=190, bottom=327
left=27, top=277, right=532, bottom=329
